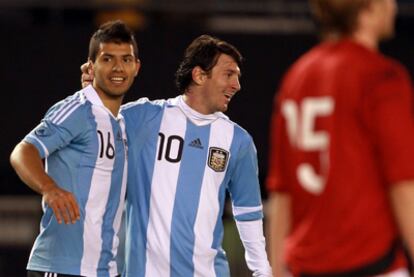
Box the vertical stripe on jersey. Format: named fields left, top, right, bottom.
left=170, top=120, right=211, bottom=277
left=81, top=106, right=116, bottom=276
left=112, top=118, right=128, bottom=275
left=145, top=107, right=187, bottom=276
left=193, top=119, right=234, bottom=277
left=212, top=185, right=230, bottom=276
left=97, top=117, right=128, bottom=276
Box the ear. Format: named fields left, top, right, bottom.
left=191, top=66, right=207, bottom=85
left=134, top=59, right=141, bottom=77
left=87, top=58, right=95, bottom=73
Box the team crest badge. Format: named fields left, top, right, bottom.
left=208, top=147, right=229, bottom=172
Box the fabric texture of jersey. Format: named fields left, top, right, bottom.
left=121, top=95, right=264, bottom=277
left=266, top=39, right=414, bottom=274
left=24, top=85, right=128, bottom=277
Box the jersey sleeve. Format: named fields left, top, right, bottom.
left=24, top=101, right=88, bottom=158
left=228, top=130, right=263, bottom=222
left=362, top=63, right=414, bottom=185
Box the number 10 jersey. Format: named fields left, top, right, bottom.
left=122, top=95, right=264, bottom=277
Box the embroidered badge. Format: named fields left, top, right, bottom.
left=208, top=147, right=229, bottom=172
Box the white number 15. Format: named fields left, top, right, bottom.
left=282, top=97, right=334, bottom=194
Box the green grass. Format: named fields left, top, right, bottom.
left=222, top=218, right=251, bottom=276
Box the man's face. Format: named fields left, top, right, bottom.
left=92, top=42, right=139, bottom=99
left=199, top=54, right=241, bottom=114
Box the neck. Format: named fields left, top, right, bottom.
left=351, top=29, right=379, bottom=50
left=182, top=91, right=213, bottom=115
left=323, top=30, right=378, bottom=51
left=102, top=98, right=123, bottom=117
left=94, top=87, right=123, bottom=117
left=350, top=8, right=381, bottom=51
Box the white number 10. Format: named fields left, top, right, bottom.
left=282, top=97, right=334, bottom=194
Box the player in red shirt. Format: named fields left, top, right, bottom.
left=266, top=0, right=414, bottom=276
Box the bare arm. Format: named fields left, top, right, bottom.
left=10, top=141, right=80, bottom=224
left=389, top=180, right=414, bottom=263
left=267, top=192, right=291, bottom=277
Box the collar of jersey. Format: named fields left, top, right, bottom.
left=82, top=85, right=125, bottom=121
left=174, top=95, right=228, bottom=126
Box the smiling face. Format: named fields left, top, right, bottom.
left=92, top=42, right=140, bottom=100
left=198, top=54, right=241, bottom=114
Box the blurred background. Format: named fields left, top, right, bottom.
left=2, top=0, right=414, bottom=276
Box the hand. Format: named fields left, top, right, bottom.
left=80, top=61, right=94, bottom=88
left=42, top=184, right=80, bottom=224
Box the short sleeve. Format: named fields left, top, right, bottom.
left=24, top=102, right=88, bottom=158
left=228, top=131, right=263, bottom=222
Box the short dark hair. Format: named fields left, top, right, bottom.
left=175, top=35, right=243, bottom=93
left=88, top=20, right=138, bottom=62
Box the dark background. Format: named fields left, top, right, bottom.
left=1, top=0, right=414, bottom=276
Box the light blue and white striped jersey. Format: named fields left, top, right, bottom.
left=24, top=85, right=128, bottom=277
left=121, top=95, right=263, bottom=277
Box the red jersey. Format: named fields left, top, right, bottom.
left=267, top=39, right=414, bottom=274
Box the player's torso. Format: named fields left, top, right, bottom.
left=30, top=98, right=128, bottom=277
left=125, top=100, right=236, bottom=276
left=277, top=40, right=399, bottom=272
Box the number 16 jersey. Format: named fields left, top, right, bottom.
left=24, top=85, right=128, bottom=277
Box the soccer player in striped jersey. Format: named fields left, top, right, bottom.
left=266, top=0, right=414, bottom=276
left=10, top=20, right=140, bottom=277
left=82, top=35, right=272, bottom=276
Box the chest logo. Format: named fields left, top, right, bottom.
left=189, top=138, right=203, bottom=149
left=208, top=147, right=229, bottom=172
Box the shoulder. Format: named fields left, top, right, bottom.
left=43, top=89, right=91, bottom=123
left=378, top=56, right=411, bottom=80
left=233, top=121, right=253, bottom=142
left=121, top=97, right=167, bottom=113
left=280, top=44, right=325, bottom=87
left=120, top=97, right=170, bottom=125
left=357, top=53, right=412, bottom=91
left=284, top=41, right=410, bottom=86
left=218, top=116, right=254, bottom=147
left=346, top=44, right=408, bottom=79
